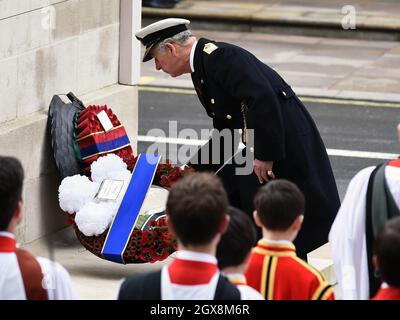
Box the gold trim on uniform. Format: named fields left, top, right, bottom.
left=260, top=255, right=278, bottom=300
left=311, top=283, right=327, bottom=300
left=320, top=286, right=334, bottom=300
left=311, top=283, right=333, bottom=300
left=253, top=247, right=296, bottom=257
left=203, top=42, right=218, bottom=54
left=229, top=278, right=247, bottom=286
left=267, top=257, right=278, bottom=300
left=260, top=256, right=269, bottom=298
left=240, top=101, right=248, bottom=143
left=258, top=239, right=296, bottom=251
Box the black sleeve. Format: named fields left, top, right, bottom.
left=206, top=47, right=285, bottom=162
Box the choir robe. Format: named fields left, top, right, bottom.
left=117, top=250, right=241, bottom=300
left=245, top=239, right=334, bottom=300
left=225, top=273, right=264, bottom=300
left=161, top=251, right=221, bottom=300
left=0, top=232, right=77, bottom=300
left=372, top=285, right=400, bottom=300
left=329, top=159, right=400, bottom=300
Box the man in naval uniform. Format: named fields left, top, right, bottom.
left=135, top=18, right=340, bottom=258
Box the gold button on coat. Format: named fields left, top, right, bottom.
left=226, top=114, right=232, bottom=120
left=211, top=98, right=215, bottom=104
left=201, top=79, right=204, bottom=84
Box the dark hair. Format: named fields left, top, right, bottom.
left=374, top=217, right=400, bottom=287
left=166, top=172, right=229, bottom=246
left=0, top=156, right=24, bottom=230
left=216, top=206, right=257, bottom=270
left=254, top=179, right=305, bottom=231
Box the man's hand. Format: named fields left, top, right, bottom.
left=253, top=159, right=275, bottom=184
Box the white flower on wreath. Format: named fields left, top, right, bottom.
left=58, top=154, right=131, bottom=237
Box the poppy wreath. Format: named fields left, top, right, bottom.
left=56, top=102, right=193, bottom=264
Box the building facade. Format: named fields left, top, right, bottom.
left=0, top=0, right=141, bottom=244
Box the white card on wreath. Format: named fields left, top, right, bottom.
left=96, top=179, right=125, bottom=201
left=97, top=110, right=114, bottom=132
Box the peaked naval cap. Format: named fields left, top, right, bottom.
left=135, top=18, right=190, bottom=62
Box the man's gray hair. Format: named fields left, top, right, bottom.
left=155, top=30, right=194, bottom=53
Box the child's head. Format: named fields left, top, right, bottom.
left=253, top=180, right=305, bottom=237
left=216, top=206, right=257, bottom=272
left=0, top=156, right=24, bottom=232
left=166, top=172, right=229, bottom=247
left=374, top=216, right=400, bottom=287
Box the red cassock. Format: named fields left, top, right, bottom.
left=372, top=287, right=400, bottom=300
left=245, top=239, right=335, bottom=300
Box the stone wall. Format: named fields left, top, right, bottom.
left=0, top=0, right=140, bottom=244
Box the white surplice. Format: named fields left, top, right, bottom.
left=161, top=250, right=220, bottom=300
left=0, top=232, right=78, bottom=300
left=329, top=164, right=400, bottom=300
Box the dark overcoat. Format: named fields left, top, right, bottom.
left=188, top=38, right=341, bottom=258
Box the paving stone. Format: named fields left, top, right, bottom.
left=330, top=76, right=400, bottom=93
left=353, top=66, right=400, bottom=79
left=279, top=72, right=340, bottom=89
left=140, top=27, right=400, bottom=98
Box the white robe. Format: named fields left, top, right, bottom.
left=329, top=165, right=400, bottom=300
left=161, top=251, right=220, bottom=300
left=0, top=232, right=78, bottom=300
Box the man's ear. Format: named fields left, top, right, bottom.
left=165, top=43, right=177, bottom=56
left=243, top=251, right=252, bottom=266
left=372, top=255, right=379, bottom=270
left=218, top=214, right=230, bottom=234
left=9, top=201, right=23, bottom=228
left=292, top=214, right=304, bottom=231
left=253, top=210, right=263, bottom=228
left=397, top=123, right=400, bottom=144
left=165, top=210, right=176, bottom=236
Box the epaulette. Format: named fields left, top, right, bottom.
left=203, top=42, right=218, bottom=55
